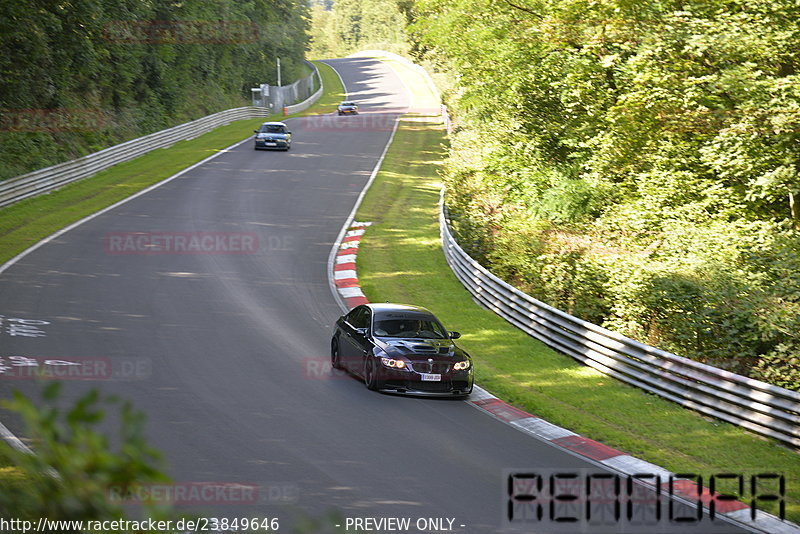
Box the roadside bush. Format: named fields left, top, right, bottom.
left=445, top=192, right=800, bottom=386
left=534, top=178, right=608, bottom=224
left=415, top=0, right=800, bottom=391
left=752, top=344, right=800, bottom=391
left=0, top=384, right=170, bottom=525
left=0, top=384, right=358, bottom=530
left=536, top=251, right=609, bottom=324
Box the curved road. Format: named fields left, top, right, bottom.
left=0, top=58, right=748, bottom=533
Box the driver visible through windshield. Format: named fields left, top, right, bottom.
left=373, top=315, right=448, bottom=339
left=259, top=124, right=287, bottom=133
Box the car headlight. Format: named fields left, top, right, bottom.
left=453, top=360, right=470, bottom=371
left=380, top=357, right=407, bottom=369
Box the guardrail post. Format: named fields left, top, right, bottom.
left=438, top=193, right=800, bottom=448
left=0, top=62, right=324, bottom=209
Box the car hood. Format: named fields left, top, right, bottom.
left=374, top=337, right=463, bottom=358
left=255, top=132, right=289, bottom=139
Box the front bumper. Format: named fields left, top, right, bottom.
left=376, top=368, right=473, bottom=397
left=338, top=109, right=358, bottom=115
left=254, top=139, right=289, bottom=150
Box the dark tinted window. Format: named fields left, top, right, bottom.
left=346, top=307, right=370, bottom=329
left=259, top=124, right=287, bottom=133
left=373, top=314, right=448, bottom=339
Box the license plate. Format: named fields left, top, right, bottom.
left=265, top=142, right=277, bottom=146
left=420, top=373, right=441, bottom=381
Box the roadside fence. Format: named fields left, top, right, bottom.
left=440, top=200, right=800, bottom=449
left=0, top=63, right=321, bottom=209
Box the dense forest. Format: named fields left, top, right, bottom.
left=408, top=0, right=800, bottom=388
left=307, top=0, right=409, bottom=58
left=0, top=0, right=309, bottom=181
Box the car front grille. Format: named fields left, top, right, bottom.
left=409, top=361, right=451, bottom=374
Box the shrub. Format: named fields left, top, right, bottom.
left=751, top=344, right=800, bottom=391
left=0, top=384, right=170, bottom=526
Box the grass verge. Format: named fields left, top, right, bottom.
left=0, top=60, right=344, bottom=492
left=0, top=60, right=344, bottom=266
left=353, top=59, right=800, bottom=523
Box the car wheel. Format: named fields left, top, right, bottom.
left=331, top=338, right=342, bottom=370
left=364, top=358, right=378, bottom=391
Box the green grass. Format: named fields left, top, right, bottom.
left=353, top=59, right=800, bottom=523
left=0, top=60, right=344, bottom=266
left=0, top=60, right=345, bottom=490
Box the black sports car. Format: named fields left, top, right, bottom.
left=331, top=303, right=473, bottom=397
left=253, top=121, right=291, bottom=150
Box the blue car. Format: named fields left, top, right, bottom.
left=254, top=121, right=291, bottom=151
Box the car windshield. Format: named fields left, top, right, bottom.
left=341, top=102, right=356, bottom=107
left=373, top=316, right=448, bottom=339
left=259, top=125, right=286, bottom=133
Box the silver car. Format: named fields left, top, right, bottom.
left=337, top=101, right=358, bottom=115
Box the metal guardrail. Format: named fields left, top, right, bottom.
left=285, top=81, right=322, bottom=115
left=440, top=200, right=800, bottom=448
left=0, top=107, right=268, bottom=208
left=0, top=63, right=322, bottom=209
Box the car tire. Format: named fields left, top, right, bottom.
left=331, top=338, right=343, bottom=370
left=364, top=358, right=378, bottom=391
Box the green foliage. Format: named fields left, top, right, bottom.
left=752, top=344, right=800, bottom=391
left=307, top=0, right=409, bottom=58
left=0, top=0, right=310, bottom=181
left=0, top=384, right=170, bottom=526
left=413, top=0, right=800, bottom=390
left=0, top=384, right=339, bottom=531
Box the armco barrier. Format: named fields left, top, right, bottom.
left=0, top=107, right=267, bottom=208
left=0, top=64, right=322, bottom=209
left=285, top=81, right=322, bottom=115
left=440, top=200, right=800, bottom=448
left=271, top=62, right=322, bottom=113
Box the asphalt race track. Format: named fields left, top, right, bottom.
left=0, top=58, right=752, bottom=533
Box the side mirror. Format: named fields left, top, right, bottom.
left=449, top=331, right=461, bottom=339
left=253, top=130, right=258, bottom=133
left=354, top=327, right=368, bottom=337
